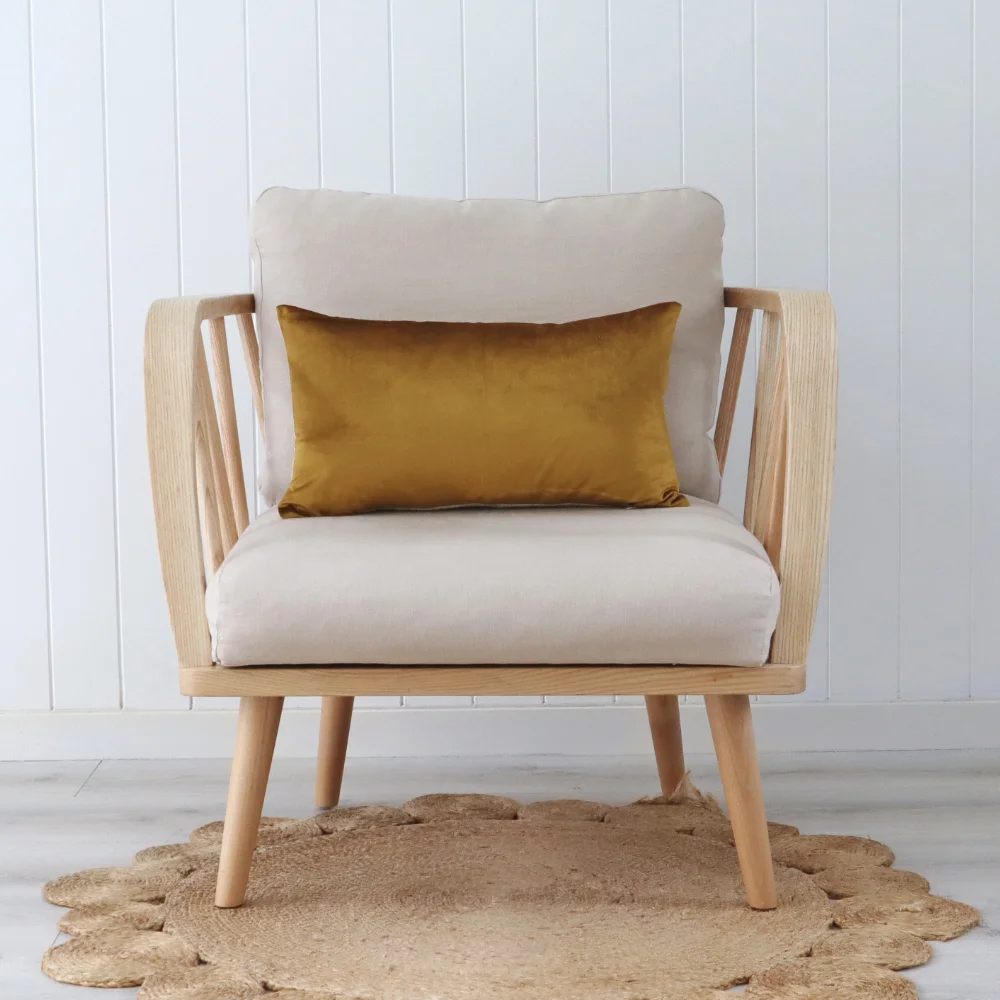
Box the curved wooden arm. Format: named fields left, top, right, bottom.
left=720, top=288, right=837, bottom=666
left=145, top=294, right=255, bottom=668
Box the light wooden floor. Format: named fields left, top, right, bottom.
left=2, top=750, right=997, bottom=999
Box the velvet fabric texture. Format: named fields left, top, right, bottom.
left=277, top=302, right=687, bottom=517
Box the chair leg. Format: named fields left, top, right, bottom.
left=704, top=694, right=777, bottom=910
left=315, top=695, right=354, bottom=809
left=645, top=695, right=686, bottom=797
left=215, top=695, right=284, bottom=908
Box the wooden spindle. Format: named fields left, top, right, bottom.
left=236, top=312, right=264, bottom=430
left=208, top=317, right=250, bottom=534
left=714, top=306, right=753, bottom=474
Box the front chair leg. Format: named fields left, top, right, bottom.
left=215, top=695, right=284, bottom=908
left=704, top=694, right=777, bottom=910
left=645, top=695, right=686, bottom=797
left=315, top=695, right=355, bottom=808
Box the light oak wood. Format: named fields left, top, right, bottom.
left=236, top=312, right=264, bottom=429
left=714, top=306, right=753, bottom=474
left=644, top=695, right=685, bottom=797
left=704, top=694, right=777, bottom=910
left=208, top=317, right=250, bottom=534
left=725, top=288, right=838, bottom=666
left=179, top=663, right=806, bottom=698
left=144, top=286, right=836, bottom=910
left=145, top=294, right=252, bottom=667
left=315, top=696, right=354, bottom=808
left=216, top=695, right=284, bottom=907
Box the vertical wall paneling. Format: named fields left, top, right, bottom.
left=827, top=0, right=901, bottom=702
left=3, top=4, right=999, bottom=730
left=463, top=0, right=537, bottom=198
left=899, top=0, right=973, bottom=700
left=608, top=0, right=682, bottom=193
left=318, top=0, right=392, bottom=193
left=973, top=0, right=1000, bottom=698
left=174, top=0, right=252, bottom=710
left=0, top=0, right=50, bottom=709
left=682, top=0, right=756, bottom=521
left=103, top=0, right=186, bottom=710
left=536, top=0, right=609, bottom=199
left=31, top=0, right=121, bottom=709
left=390, top=0, right=465, bottom=198
left=754, top=0, right=829, bottom=700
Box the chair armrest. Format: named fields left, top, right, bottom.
left=722, top=288, right=838, bottom=666
left=145, top=294, right=255, bottom=668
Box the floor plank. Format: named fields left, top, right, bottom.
left=1, top=751, right=996, bottom=998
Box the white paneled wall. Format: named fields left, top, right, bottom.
left=1, top=0, right=996, bottom=754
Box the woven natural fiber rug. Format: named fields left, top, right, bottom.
left=41, top=783, right=979, bottom=999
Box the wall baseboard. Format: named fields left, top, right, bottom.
left=1, top=701, right=998, bottom=760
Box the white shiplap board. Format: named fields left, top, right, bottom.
left=1, top=0, right=998, bottom=752
left=0, top=0, right=50, bottom=711
left=827, top=0, right=901, bottom=703
left=103, top=0, right=185, bottom=711
left=899, top=0, right=973, bottom=701
left=318, top=0, right=393, bottom=193
left=31, top=0, right=121, bottom=710
left=463, top=0, right=537, bottom=199
left=390, top=0, right=465, bottom=199
left=608, top=0, right=682, bottom=195
left=536, top=0, right=609, bottom=200
left=973, top=0, right=1000, bottom=700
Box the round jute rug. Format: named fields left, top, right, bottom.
left=41, top=785, right=979, bottom=1000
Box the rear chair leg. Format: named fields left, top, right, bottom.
left=315, top=695, right=355, bottom=809
left=645, top=695, right=686, bottom=797
left=215, top=695, right=284, bottom=908
left=704, top=693, right=777, bottom=910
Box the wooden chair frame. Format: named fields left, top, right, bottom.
left=144, top=287, right=837, bottom=910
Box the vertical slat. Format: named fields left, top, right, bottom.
left=827, top=0, right=900, bottom=702
left=972, top=2, right=1000, bottom=698
left=390, top=0, right=464, bottom=197
left=608, top=0, right=682, bottom=192
left=683, top=0, right=755, bottom=518
left=104, top=0, right=187, bottom=710
left=318, top=0, right=392, bottom=192
left=208, top=317, right=249, bottom=534
left=714, top=306, right=753, bottom=475
left=536, top=0, right=609, bottom=199
left=463, top=0, right=536, bottom=198
left=745, top=311, right=782, bottom=531
left=195, top=338, right=238, bottom=558
left=236, top=313, right=264, bottom=430
left=32, top=0, right=120, bottom=710
left=0, top=0, right=50, bottom=709
left=899, top=0, right=973, bottom=700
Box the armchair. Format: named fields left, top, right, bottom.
left=145, top=189, right=836, bottom=913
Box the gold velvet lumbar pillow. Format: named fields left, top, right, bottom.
left=277, top=302, right=688, bottom=517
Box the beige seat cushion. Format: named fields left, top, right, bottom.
left=251, top=187, right=725, bottom=507
left=206, top=500, right=779, bottom=667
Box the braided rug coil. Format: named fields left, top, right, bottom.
left=41, top=783, right=979, bottom=1000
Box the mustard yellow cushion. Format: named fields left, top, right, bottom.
left=277, top=302, right=688, bottom=517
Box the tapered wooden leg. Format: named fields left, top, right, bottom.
left=704, top=694, right=777, bottom=910
left=315, top=695, right=354, bottom=808
left=645, top=695, right=686, bottom=797
left=215, top=695, right=284, bottom=908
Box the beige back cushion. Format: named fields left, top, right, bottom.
left=251, top=187, right=725, bottom=506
